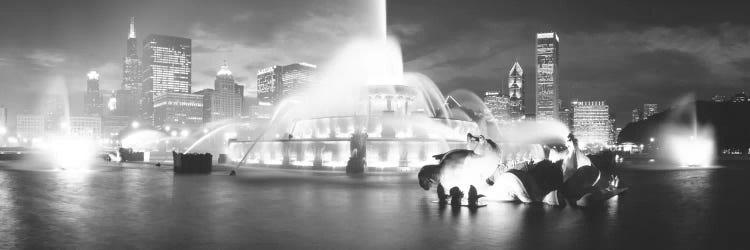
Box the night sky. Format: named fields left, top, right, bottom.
left=1, top=0, right=748, bottom=128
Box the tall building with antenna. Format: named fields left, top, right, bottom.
left=118, top=17, right=143, bottom=120
left=122, top=17, right=141, bottom=91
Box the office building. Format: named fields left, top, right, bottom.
left=631, top=108, right=641, bottom=123
left=206, top=63, right=244, bottom=122
left=535, top=32, right=560, bottom=121
left=483, top=91, right=510, bottom=123
left=572, top=101, right=612, bottom=147
left=142, top=34, right=191, bottom=124
left=84, top=71, right=103, bottom=116
left=16, top=114, right=45, bottom=140
left=642, top=104, right=658, bottom=120
left=257, top=62, right=316, bottom=106
left=153, top=92, right=203, bottom=128
left=123, top=17, right=142, bottom=91
left=69, top=116, right=101, bottom=138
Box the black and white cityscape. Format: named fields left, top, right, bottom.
left=1, top=0, right=749, bottom=249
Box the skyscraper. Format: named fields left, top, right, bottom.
left=257, top=62, right=316, bottom=106
left=84, top=71, right=103, bottom=116
left=120, top=17, right=143, bottom=120
left=142, top=35, right=191, bottom=124
left=123, top=17, right=141, bottom=90
left=257, top=65, right=281, bottom=106
left=508, top=61, right=525, bottom=121
left=535, top=32, right=560, bottom=121
left=631, top=108, right=641, bottom=123
left=280, top=62, right=316, bottom=99
left=642, top=104, right=658, bottom=120
left=609, top=114, right=617, bottom=144
left=209, top=62, right=244, bottom=122
left=483, top=91, right=510, bottom=123
left=572, top=101, right=612, bottom=147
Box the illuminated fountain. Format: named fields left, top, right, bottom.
left=227, top=37, right=480, bottom=171
left=662, top=96, right=716, bottom=167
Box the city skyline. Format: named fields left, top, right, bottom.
left=1, top=0, right=749, bottom=128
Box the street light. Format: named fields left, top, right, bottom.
left=180, top=129, right=189, bottom=138
left=650, top=137, right=655, bottom=142
left=131, top=121, right=140, bottom=129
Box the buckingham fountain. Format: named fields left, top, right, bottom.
left=227, top=82, right=479, bottom=172
left=222, top=35, right=482, bottom=172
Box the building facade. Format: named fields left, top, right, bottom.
left=142, top=34, right=191, bottom=124
left=210, top=63, right=244, bottom=122
left=642, top=104, right=658, bottom=120
left=102, top=115, right=130, bottom=139
left=609, top=114, right=617, bottom=144
left=16, top=114, right=45, bottom=140
left=483, top=91, right=510, bottom=123
left=508, top=61, right=524, bottom=121
left=572, top=101, right=612, bottom=147
left=194, top=89, right=214, bottom=123
left=84, top=71, right=103, bottom=116
left=69, top=116, right=101, bottom=138
left=535, top=32, right=560, bottom=121
left=279, top=63, right=316, bottom=100
left=153, top=92, right=203, bottom=128
left=257, top=65, right=281, bottom=106
left=257, top=62, right=316, bottom=106
left=631, top=108, right=641, bottom=123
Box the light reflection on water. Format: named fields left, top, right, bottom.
left=0, top=163, right=749, bottom=249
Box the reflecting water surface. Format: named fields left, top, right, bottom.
left=1, top=163, right=748, bottom=249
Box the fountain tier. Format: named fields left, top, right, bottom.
left=229, top=85, right=479, bottom=171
